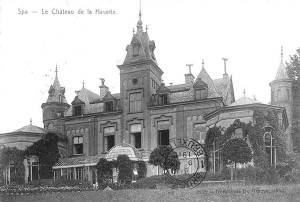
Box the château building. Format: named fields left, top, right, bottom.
left=1, top=9, right=295, bottom=185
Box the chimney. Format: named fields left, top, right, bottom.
left=222, top=58, right=229, bottom=79
left=185, top=73, right=195, bottom=84
left=185, top=64, right=195, bottom=84
left=99, top=78, right=109, bottom=99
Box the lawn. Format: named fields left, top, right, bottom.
left=1, top=184, right=300, bottom=202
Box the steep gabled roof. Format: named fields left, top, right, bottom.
left=193, top=78, right=208, bottom=89
left=195, top=67, right=219, bottom=98
left=77, top=87, right=100, bottom=105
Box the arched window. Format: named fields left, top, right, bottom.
left=264, top=129, right=276, bottom=166
left=28, top=156, right=39, bottom=182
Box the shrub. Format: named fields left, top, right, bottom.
left=96, top=158, right=113, bottom=185
left=27, top=179, right=93, bottom=189
left=137, top=161, right=147, bottom=180
left=117, top=155, right=133, bottom=184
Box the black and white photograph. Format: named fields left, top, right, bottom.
left=1, top=0, right=300, bottom=201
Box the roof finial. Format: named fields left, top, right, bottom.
left=82, top=80, right=85, bottom=88
left=139, top=0, right=142, bottom=20
left=30, top=118, right=32, bottom=125
left=243, top=89, right=246, bottom=97
left=146, top=25, right=148, bottom=32
left=186, top=64, right=193, bottom=74
left=202, top=59, right=205, bottom=69
left=222, top=58, right=228, bottom=75
left=55, top=64, right=58, bottom=77
left=136, top=0, right=143, bottom=32
left=281, top=46, right=283, bottom=62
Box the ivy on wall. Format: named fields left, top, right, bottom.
left=204, top=107, right=287, bottom=171
left=0, top=147, right=25, bottom=185
left=25, top=132, right=60, bottom=179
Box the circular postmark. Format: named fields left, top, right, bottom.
left=165, top=138, right=209, bottom=188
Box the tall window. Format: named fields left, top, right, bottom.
left=74, top=105, right=82, bottom=116
left=75, top=167, right=84, bottom=180
left=194, top=124, right=206, bottom=144
left=264, top=130, right=276, bottom=166
left=158, top=129, right=169, bottom=146
left=210, top=139, right=220, bottom=173
left=73, top=136, right=83, bottom=155
left=129, top=93, right=141, bottom=113
left=28, top=157, right=39, bottom=182
left=286, top=89, right=290, bottom=101
left=130, top=124, right=142, bottom=149
left=195, top=89, right=206, bottom=100
left=104, top=127, right=115, bottom=152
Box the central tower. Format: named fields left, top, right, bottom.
left=117, top=9, right=163, bottom=154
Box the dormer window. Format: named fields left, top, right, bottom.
left=74, top=105, right=82, bottom=116
left=160, top=94, right=168, bottom=105
left=193, top=78, right=208, bottom=100
left=105, top=101, right=114, bottom=112
left=195, top=89, right=207, bottom=100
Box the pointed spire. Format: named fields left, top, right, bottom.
left=202, top=59, right=205, bottom=69
left=82, top=80, right=85, bottom=88
left=30, top=118, right=32, bottom=125
left=281, top=46, right=283, bottom=62
left=55, top=64, right=58, bottom=77
left=274, top=46, right=289, bottom=80
left=136, top=0, right=143, bottom=33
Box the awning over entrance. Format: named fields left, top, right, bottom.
left=106, top=143, right=142, bottom=161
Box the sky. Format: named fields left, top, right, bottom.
left=0, top=0, right=300, bottom=133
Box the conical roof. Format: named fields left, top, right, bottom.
left=46, top=74, right=68, bottom=104
left=274, top=60, right=289, bottom=80
left=274, top=47, right=290, bottom=81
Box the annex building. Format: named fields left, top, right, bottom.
left=1, top=10, right=297, bottom=185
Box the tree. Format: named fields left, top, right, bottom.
left=117, top=155, right=133, bottom=184
left=149, top=145, right=180, bottom=173
left=286, top=48, right=300, bottom=82
left=25, top=132, right=60, bottom=179
left=221, top=138, right=253, bottom=169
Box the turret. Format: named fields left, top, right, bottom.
left=41, top=65, right=70, bottom=132
left=269, top=47, right=293, bottom=151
